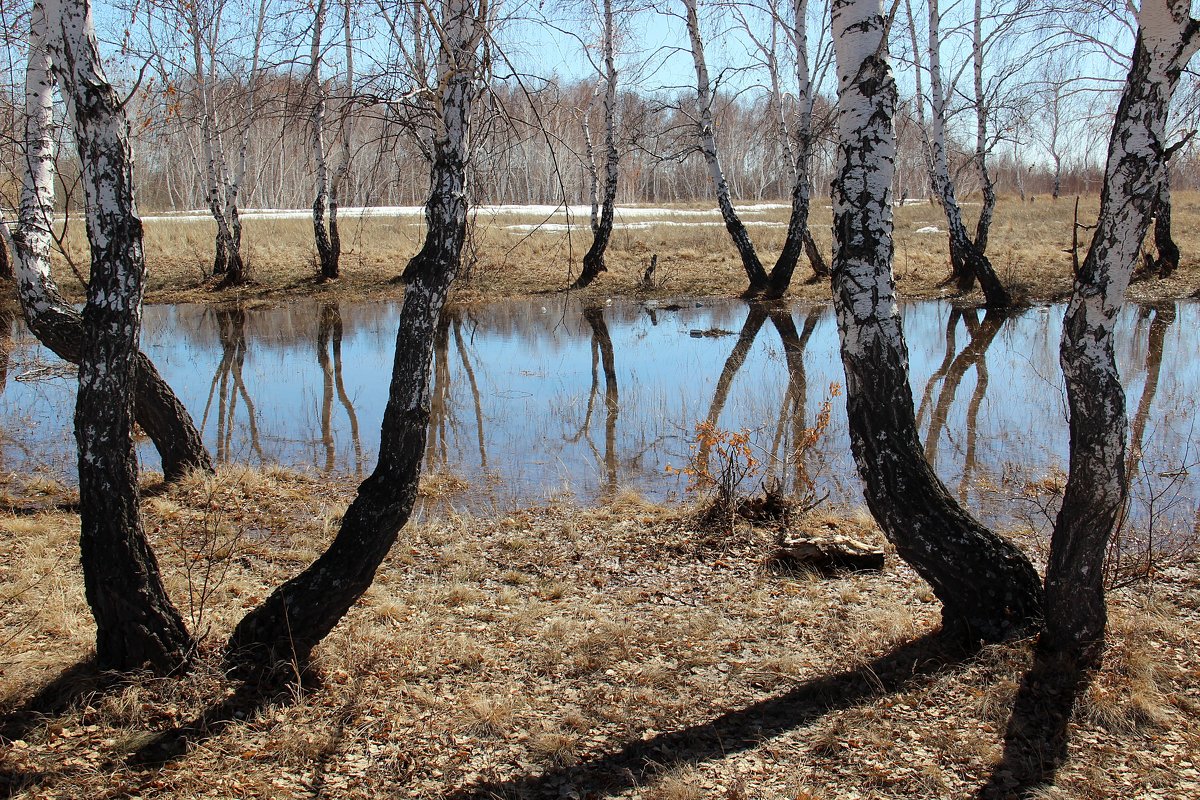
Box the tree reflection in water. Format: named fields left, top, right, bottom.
left=316, top=303, right=364, bottom=475
left=427, top=310, right=490, bottom=474
left=1126, top=303, right=1175, bottom=487
left=201, top=306, right=264, bottom=463
left=767, top=307, right=821, bottom=497
left=919, top=308, right=1009, bottom=501
left=577, top=305, right=619, bottom=497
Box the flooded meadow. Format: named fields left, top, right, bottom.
left=1, top=297, right=1197, bottom=537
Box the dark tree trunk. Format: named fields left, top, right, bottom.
left=13, top=5, right=209, bottom=483
left=1151, top=173, right=1179, bottom=277
left=683, top=0, right=770, bottom=295
left=802, top=230, right=829, bottom=280
left=216, top=246, right=249, bottom=288
left=314, top=197, right=339, bottom=281
left=212, top=230, right=229, bottom=276
left=575, top=199, right=614, bottom=290
left=45, top=0, right=194, bottom=672
left=1045, top=10, right=1198, bottom=664
left=948, top=225, right=1011, bottom=308
left=226, top=0, right=481, bottom=669
left=764, top=175, right=815, bottom=297
left=830, top=0, right=1041, bottom=642
left=0, top=235, right=12, bottom=282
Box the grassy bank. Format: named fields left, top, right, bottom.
left=41, top=194, right=1200, bottom=307
left=2, top=467, right=1198, bottom=798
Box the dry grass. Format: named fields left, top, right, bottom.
left=40, top=193, right=1200, bottom=308
left=1, top=470, right=1199, bottom=799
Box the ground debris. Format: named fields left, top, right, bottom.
left=768, top=532, right=886, bottom=576
left=1, top=473, right=1197, bottom=799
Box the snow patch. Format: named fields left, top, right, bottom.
left=141, top=203, right=793, bottom=224
left=915, top=226, right=941, bottom=234
left=503, top=220, right=788, bottom=233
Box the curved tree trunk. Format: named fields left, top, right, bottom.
left=227, top=0, right=483, bottom=669
left=1045, top=4, right=1199, bottom=664
left=764, top=0, right=824, bottom=295
left=829, top=0, right=1041, bottom=642
left=42, top=0, right=194, bottom=672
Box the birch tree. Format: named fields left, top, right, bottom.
left=6, top=7, right=211, bottom=484
left=31, top=0, right=195, bottom=671
left=144, top=0, right=269, bottom=285
left=828, top=0, right=1042, bottom=641
left=1044, top=0, right=1200, bottom=663
left=921, top=0, right=1013, bottom=307
left=308, top=0, right=357, bottom=281
left=227, top=0, right=491, bottom=669
left=572, top=0, right=619, bottom=289
left=682, top=0, right=827, bottom=297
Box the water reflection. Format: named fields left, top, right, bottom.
left=917, top=309, right=1008, bottom=501
left=768, top=308, right=821, bottom=498
left=1, top=297, right=1196, bottom=536
left=317, top=303, right=364, bottom=476
left=573, top=306, right=619, bottom=497
left=1127, top=304, right=1173, bottom=486
left=201, top=307, right=265, bottom=463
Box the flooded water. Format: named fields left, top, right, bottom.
left=1, top=298, right=1197, bottom=536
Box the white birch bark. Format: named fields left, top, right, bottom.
left=768, top=0, right=827, bottom=290
left=581, top=112, right=600, bottom=230
left=925, top=0, right=1009, bottom=306
left=309, top=0, right=336, bottom=280
left=187, top=1, right=235, bottom=275
left=9, top=22, right=57, bottom=320
left=327, top=0, right=357, bottom=274
left=830, top=0, right=1041, bottom=640
left=1045, top=0, right=1200, bottom=661
left=8, top=0, right=211, bottom=482
left=971, top=0, right=996, bottom=251
left=226, top=0, right=269, bottom=275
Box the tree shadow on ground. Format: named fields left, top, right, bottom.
left=124, top=668, right=308, bottom=769
left=975, top=647, right=1091, bottom=800
left=0, top=658, right=120, bottom=743
left=447, top=630, right=980, bottom=800
left=0, top=658, right=127, bottom=798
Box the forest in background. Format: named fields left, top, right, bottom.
left=0, top=0, right=1197, bottom=216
